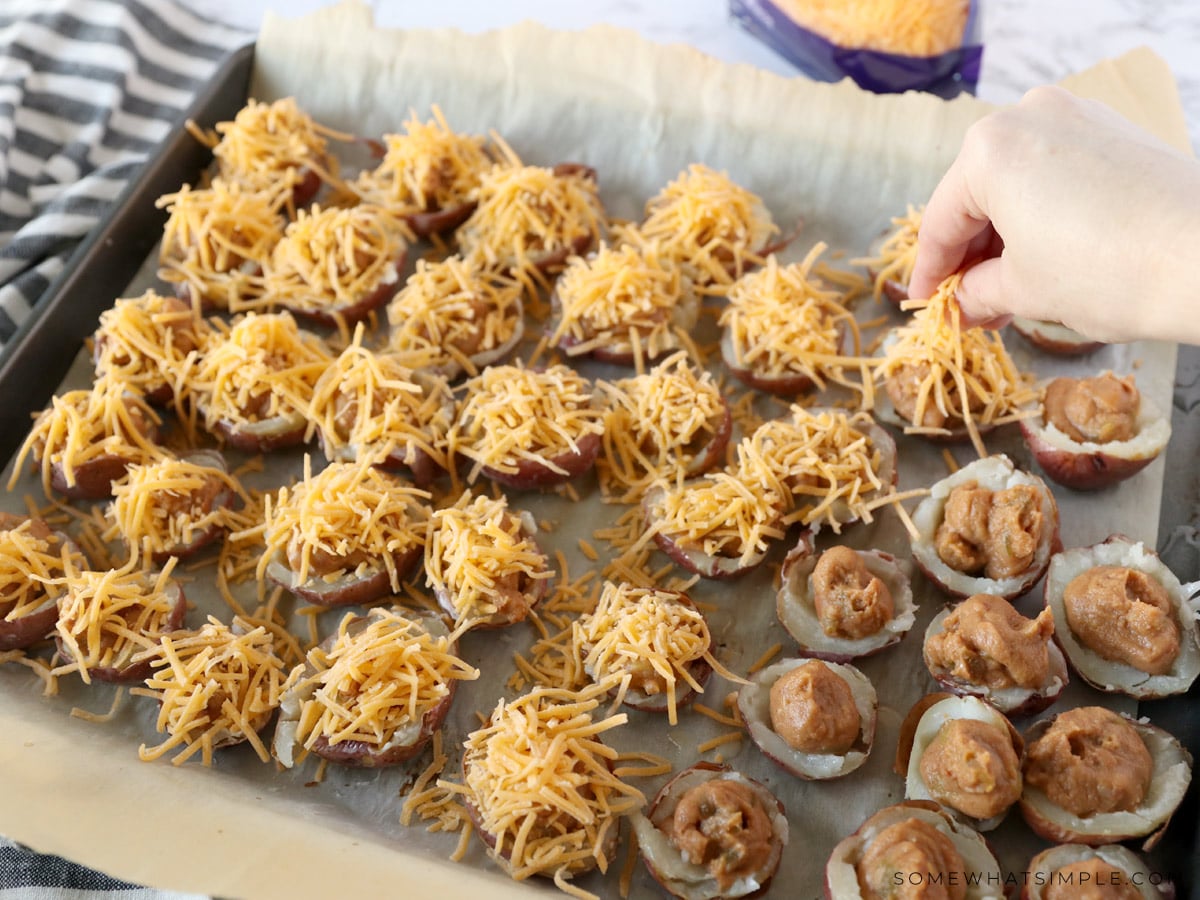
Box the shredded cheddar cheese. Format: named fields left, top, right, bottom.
left=307, top=324, right=453, bottom=471
left=283, top=609, right=477, bottom=757
left=424, top=491, right=552, bottom=627
left=354, top=106, right=492, bottom=214
left=10, top=375, right=163, bottom=498
left=550, top=242, right=690, bottom=365
left=735, top=406, right=895, bottom=532
left=254, top=456, right=430, bottom=591
left=136, top=615, right=287, bottom=766
left=450, top=364, right=605, bottom=483
left=575, top=582, right=715, bottom=725
left=450, top=682, right=645, bottom=886
left=156, top=180, right=282, bottom=309
left=620, top=163, right=777, bottom=287
left=853, top=204, right=923, bottom=302
left=457, top=157, right=605, bottom=280
left=191, top=312, right=332, bottom=433
left=104, top=453, right=242, bottom=559
left=774, top=0, right=969, bottom=55
left=53, top=555, right=183, bottom=685
left=387, top=255, right=524, bottom=377
left=93, top=291, right=210, bottom=403
left=263, top=204, right=406, bottom=318
left=721, top=245, right=867, bottom=394
left=0, top=514, right=80, bottom=624
left=196, top=97, right=343, bottom=199
left=875, top=273, right=1038, bottom=457
left=596, top=352, right=727, bottom=503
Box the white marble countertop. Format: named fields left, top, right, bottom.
left=182, top=0, right=1200, bottom=148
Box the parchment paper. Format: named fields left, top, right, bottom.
left=0, top=3, right=1192, bottom=898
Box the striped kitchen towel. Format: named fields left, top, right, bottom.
left=0, top=0, right=247, bottom=347
left=0, top=837, right=205, bottom=899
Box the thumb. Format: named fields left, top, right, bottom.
left=955, top=258, right=1012, bottom=330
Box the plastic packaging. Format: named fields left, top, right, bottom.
left=730, top=0, right=983, bottom=98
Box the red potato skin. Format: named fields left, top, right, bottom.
left=687, top=399, right=733, bottom=478
left=926, top=671, right=1064, bottom=719
left=881, top=278, right=909, bottom=308
left=310, top=681, right=457, bottom=767
left=319, top=434, right=445, bottom=488
left=57, top=585, right=188, bottom=684
left=643, top=480, right=777, bottom=580
left=268, top=545, right=422, bottom=607
left=652, top=528, right=767, bottom=580
left=212, top=415, right=308, bottom=454
left=480, top=430, right=602, bottom=490
left=403, top=201, right=477, bottom=239
left=0, top=602, right=58, bottom=651
left=50, top=448, right=158, bottom=501
left=291, top=167, right=323, bottom=209
left=776, top=534, right=911, bottom=662
left=284, top=249, right=409, bottom=328
left=721, top=324, right=850, bottom=396
left=1011, top=319, right=1104, bottom=356
left=1020, top=419, right=1158, bottom=491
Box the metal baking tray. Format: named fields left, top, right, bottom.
left=1, top=38, right=1198, bottom=898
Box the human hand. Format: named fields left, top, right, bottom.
left=908, top=85, right=1200, bottom=344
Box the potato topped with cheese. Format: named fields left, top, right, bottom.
left=307, top=324, right=453, bottom=484
left=137, top=615, right=289, bottom=767
left=875, top=273, right=1037, bottom=457
left=273, top=608, right=477, bottom=768
left=460, top=683, right=645, bottom=887
left=596, top=351, right=731, bottom=502
left=156, top=179, right=283, bottom=310
left=387, top=255, right=525, bottom=378
left=720, top=246, right=858, bottom=395
left=0, top=513, right=85, bottom=651
left=457, top=158, right=605, bottom=280
left=105, top=450, right=240, bottom=563
left=550, top=242, right=697, bottom=367
left=92, top=291, right=211, bottom=407
left=353, top=106, right=493, bottom=237
left=12, top=375, right=162, bottom=500
left=575, top=582, right=720, bottom=723
left=264, top=203, right=407, bottom=326
left=191, top=311, right=332, bottom=452
left=256, top=457, right=431, bottom=607
left=54, top=557, right=188, bottom=685
left=621, top=163, right=778, bottom=287
left=643, top=470, right=787, bottom=579
left=450, top=363, right=605, bottom=488
left=201, top=96, right=340, bottom=208
left=734, top=406, right=898, bottom=534
left=424, top=491, right=552, bottom=628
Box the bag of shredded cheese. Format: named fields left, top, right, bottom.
left=730, top=0, right=982, bottom=98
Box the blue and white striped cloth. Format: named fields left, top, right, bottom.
left=0, top=0, right=246, bottom=346
left=1, top=2, right=243, bottom=895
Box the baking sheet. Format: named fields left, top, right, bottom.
left=0, top=3, right=1194, bottom=897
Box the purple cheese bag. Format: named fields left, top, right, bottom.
left=730, top=0, right=983, bottom=98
